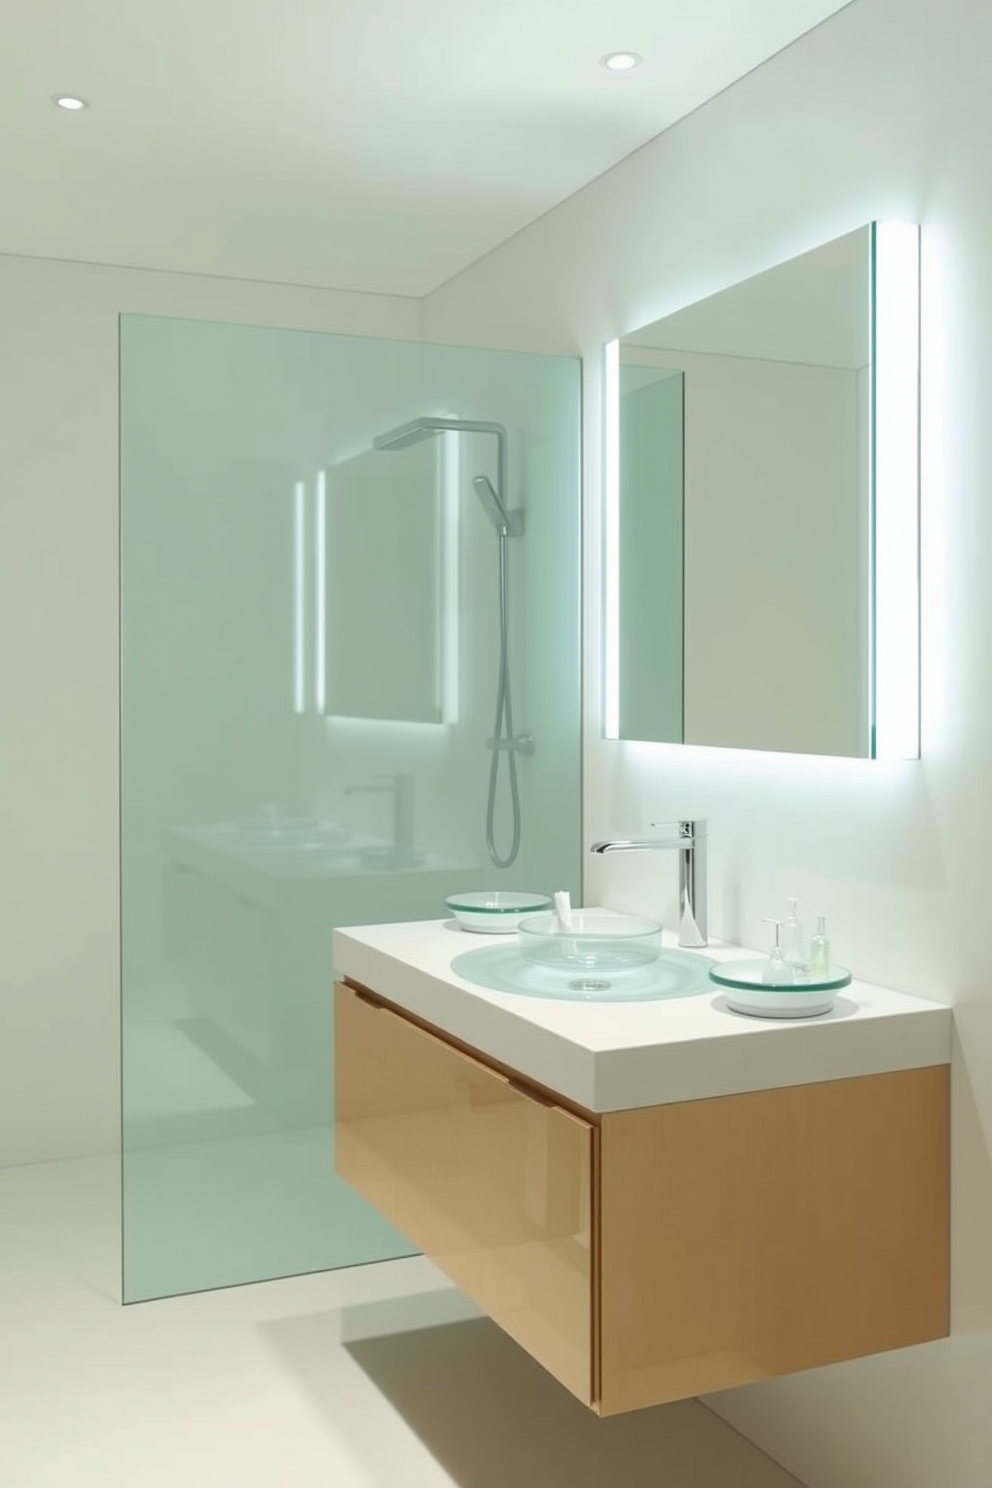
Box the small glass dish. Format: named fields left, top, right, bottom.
left=445, top=891, right=552, bottom=934
left=517, top=911, right=663, bottom=973
left=708, top=960, right=851, bottom=1018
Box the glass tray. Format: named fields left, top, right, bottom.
left=708, top=960, right=852, bottom=993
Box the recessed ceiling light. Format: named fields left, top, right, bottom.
left=52, top=95, right=89, bottom=111
left=600, top=52, right=642, bottom=72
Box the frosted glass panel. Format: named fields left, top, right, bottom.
left=120, top=315, right=581, bottom=1301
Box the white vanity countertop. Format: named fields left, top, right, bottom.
left=332, top=915, right=952, bottom=1112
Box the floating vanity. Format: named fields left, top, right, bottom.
left=332, top=917, right=951, bottom=1415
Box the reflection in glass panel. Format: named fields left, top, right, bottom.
left=120, top=317, right=581, bottom=1301
left=325, top=439, right=444, bottom=724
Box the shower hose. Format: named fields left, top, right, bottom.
left=486, top=528, right=521, bottom=869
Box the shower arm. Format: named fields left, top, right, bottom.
left=422, top=419, right=506, bottom=502
left=373, top=416, right=508, bottom=508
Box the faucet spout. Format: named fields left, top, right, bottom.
left=590, top=819, right=708, bottom=948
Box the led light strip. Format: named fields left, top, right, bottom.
left=872, top=221, right=921, bottom=759
left=440, top=432, right=460, bottom=723
left=603, top=338, right=621, bottom=739
left=315, top=470, right=327, bottom=714
left=292, top=480, right=306, bottom=714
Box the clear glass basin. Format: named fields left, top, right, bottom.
left=518, top=910, right=662, bottom=973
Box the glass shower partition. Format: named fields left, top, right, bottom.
left=120, top=316, right=581, bottom=1300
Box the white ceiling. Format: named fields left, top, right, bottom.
left=0, top=0, right=853, bottom=297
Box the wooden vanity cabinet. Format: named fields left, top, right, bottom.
left=334, top=979, right=949, bottom=1416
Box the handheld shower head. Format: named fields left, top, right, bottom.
left=472, top=474, right=511, bottom=534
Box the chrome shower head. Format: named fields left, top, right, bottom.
left=372, top=417, right=448, bottom=452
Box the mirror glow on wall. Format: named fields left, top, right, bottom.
left=603, top=221, right=920, bottom=760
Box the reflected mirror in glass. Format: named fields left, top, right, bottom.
left=324, top=437, right=445, bottom=723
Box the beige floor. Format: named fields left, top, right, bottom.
left=0, top=1155, right=805, bottom=1488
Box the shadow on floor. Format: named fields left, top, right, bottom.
left=261, top=1309, right=802, bottom=1488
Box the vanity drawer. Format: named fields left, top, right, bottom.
left=597, top=1066, right=950, bottom=1414
left=335, top=981, right=596, bottom=1404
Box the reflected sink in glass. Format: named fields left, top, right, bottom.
left=235, top=817, right=353, bottom=851
left=450, top=942, right=716, bottom=1003
left=360, top=846, right=426, bottom=871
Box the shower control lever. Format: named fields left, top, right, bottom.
left=484, top=733, right=535, bottom=755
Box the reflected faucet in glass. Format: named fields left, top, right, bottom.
left=346, top=773, right=419, bottom=869
left=590, top=820, right=708, bottom=948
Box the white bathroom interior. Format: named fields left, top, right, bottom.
left=2, top=0, right=991, bottom=1485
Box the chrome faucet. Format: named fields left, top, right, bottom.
left=346, top=772, right=417, bottom=868
left=590, top=819, right=708, bottom=948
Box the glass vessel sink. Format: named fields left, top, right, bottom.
left=451, top=941, right=716, bottom=1002
left=518, top=910, right=662, bottom=973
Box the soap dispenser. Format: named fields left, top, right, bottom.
left=782, top=897, right=807, bottom=976
left=808, top=915, right=831, bottom=979
left=761, top=918, right=794, bottom=986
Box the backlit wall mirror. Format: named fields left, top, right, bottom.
left=604, top=221, right=920, bottom=760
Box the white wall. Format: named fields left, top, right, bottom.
left=423, top=0, right=992, bottom=1483
left=0, top=252, right=421, bottom=1165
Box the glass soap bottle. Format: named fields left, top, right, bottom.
left=761, top=918, right=794, bottom=985
left=783, top=897, right=807, bottom=976
left=808, top=915, right=831, bottom=979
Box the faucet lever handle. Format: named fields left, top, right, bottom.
left=648, top=817, right=707, bottom=839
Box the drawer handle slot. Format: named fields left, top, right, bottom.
left=508, top=1076, right=558, bottom=1109
left=353, top=986, right=388, bottom=1011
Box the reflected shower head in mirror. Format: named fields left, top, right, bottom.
left=472, top=474, right=511, bottom=534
